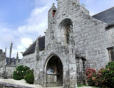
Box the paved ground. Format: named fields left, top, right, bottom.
left=0, top=79, right=98, bottom=88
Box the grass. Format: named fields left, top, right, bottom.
left=77, top=84, right=87, bottom=87
left=77, top=84, right=100, bottom=88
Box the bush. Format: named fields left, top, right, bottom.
left=13, top=65, right=30, bottom=80
left=13, top=71, right=22, bottom=80
left=86, top=68, right=96, bottom=86
left=24, top=70, right=34, bottom=84
left=13, top=65, right=34, bottom=84
left=86, top=61, right=114, bottom=88
left=101, top=61, right=114, bottom=88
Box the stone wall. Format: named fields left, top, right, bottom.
left=0, top=66, right=16, bottom=78
left=20, top=53, right=36, bottom=69
left=44, top=0, right=112, bottom=87
left=0, top=49, right=6, bottom=68
left=19, top=53, right=38, bottom=81
left=54, top=3, right=110, bottom=70
left=0, top=49, right=6, bottom=78
left=5, top=66, right=16, bottom=78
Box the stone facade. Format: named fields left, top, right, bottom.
left=0, top=49, right=21, bottom=78
left=21, top=0, right=114, bottom=88
left=0, top=49, right=6, bottom=77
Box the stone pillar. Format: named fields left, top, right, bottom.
left=63, top=66, right=70, bottom=88
left=69, top=64, right=77, bottom=88
left=63, top=64, right=77, bottom=88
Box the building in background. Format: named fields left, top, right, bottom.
left=0, top=43, right=21, bottom=78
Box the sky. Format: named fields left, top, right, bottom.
left=0, top=0, right=114, bottom=59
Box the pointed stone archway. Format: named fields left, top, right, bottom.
left=45, top=55, right=63, bottom=87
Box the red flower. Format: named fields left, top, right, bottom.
left=86, top=68, right=96, bottom=79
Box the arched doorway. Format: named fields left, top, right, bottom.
left=46, top=55, right=63, bottom=87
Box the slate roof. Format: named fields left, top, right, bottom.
left=38, top=36, right=45, bottom=51
left=23, top=36, right=45, bottom=56
left=93, top=7, right=114, bottom=25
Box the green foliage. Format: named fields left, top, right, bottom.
left=77, top=84, right=87, bottom=87
left=86, top=61, right=114, bottom=88
left=101, top=61, right=114, bottom=88
left=13, top=65, right=30, bottom=80
left=13, top=65, right=34, bottom=84
left=24, top=70, right=34, bottom=84
left=106, top=61, right=114, bottom=70
left=13, top=71, right=22, bottom=80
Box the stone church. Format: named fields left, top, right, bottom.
left=20, top=0, right=114, bottom=88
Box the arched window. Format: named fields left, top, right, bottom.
left=59, top=18, right=73, bottom=44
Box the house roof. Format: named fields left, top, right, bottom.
left=23, top=36, right=45, bottom=56
left=93, top=7, right=114, bottom=25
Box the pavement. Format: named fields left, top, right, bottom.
left=0, top=79, right=98, bottom=88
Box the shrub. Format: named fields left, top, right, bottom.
left=13, top=71, right=22, bottom=80
left=86, top=68, right=96, bottom=79
left=86, top=68, right=96, bottom=86
left=24, top=70, right=34, bottom=84
left=101, top=61, right=114, bottom=88
left=13, top=65, right=30, bottom=80
left=86, top=61, right=114, bottom=88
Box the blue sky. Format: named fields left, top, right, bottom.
left=0, top=0, right=114, bottom=58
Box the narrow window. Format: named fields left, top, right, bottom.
left=59, top=19, right=73, bottom=44
left=107, top=47, right=114, bottom=61
left=52, top=10, right=56, bottom=17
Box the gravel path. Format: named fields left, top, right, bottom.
left=0, top=79, right=97, bottom=88
left=0, top=79, right=42, bottom=88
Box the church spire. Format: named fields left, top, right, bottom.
left=16, top=52, right=19, bottom=61
left=9, top=42, right=13, bottom=58
left=5, top=48, right=7, bottom=56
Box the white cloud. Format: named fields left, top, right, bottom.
left=20, top=38, right=33, bottom=48
left=0, top=0, right=54, bottom=59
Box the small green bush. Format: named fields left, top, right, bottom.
left=13, top=65, right=30, bottom=80
left=13, top=71, right=22, bottom=80
left=13, top=65, right=34, bottom=84
left=24, top=70, right=34, bottom=84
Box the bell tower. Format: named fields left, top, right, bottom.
left=48, top=3, right=57, bottom=29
